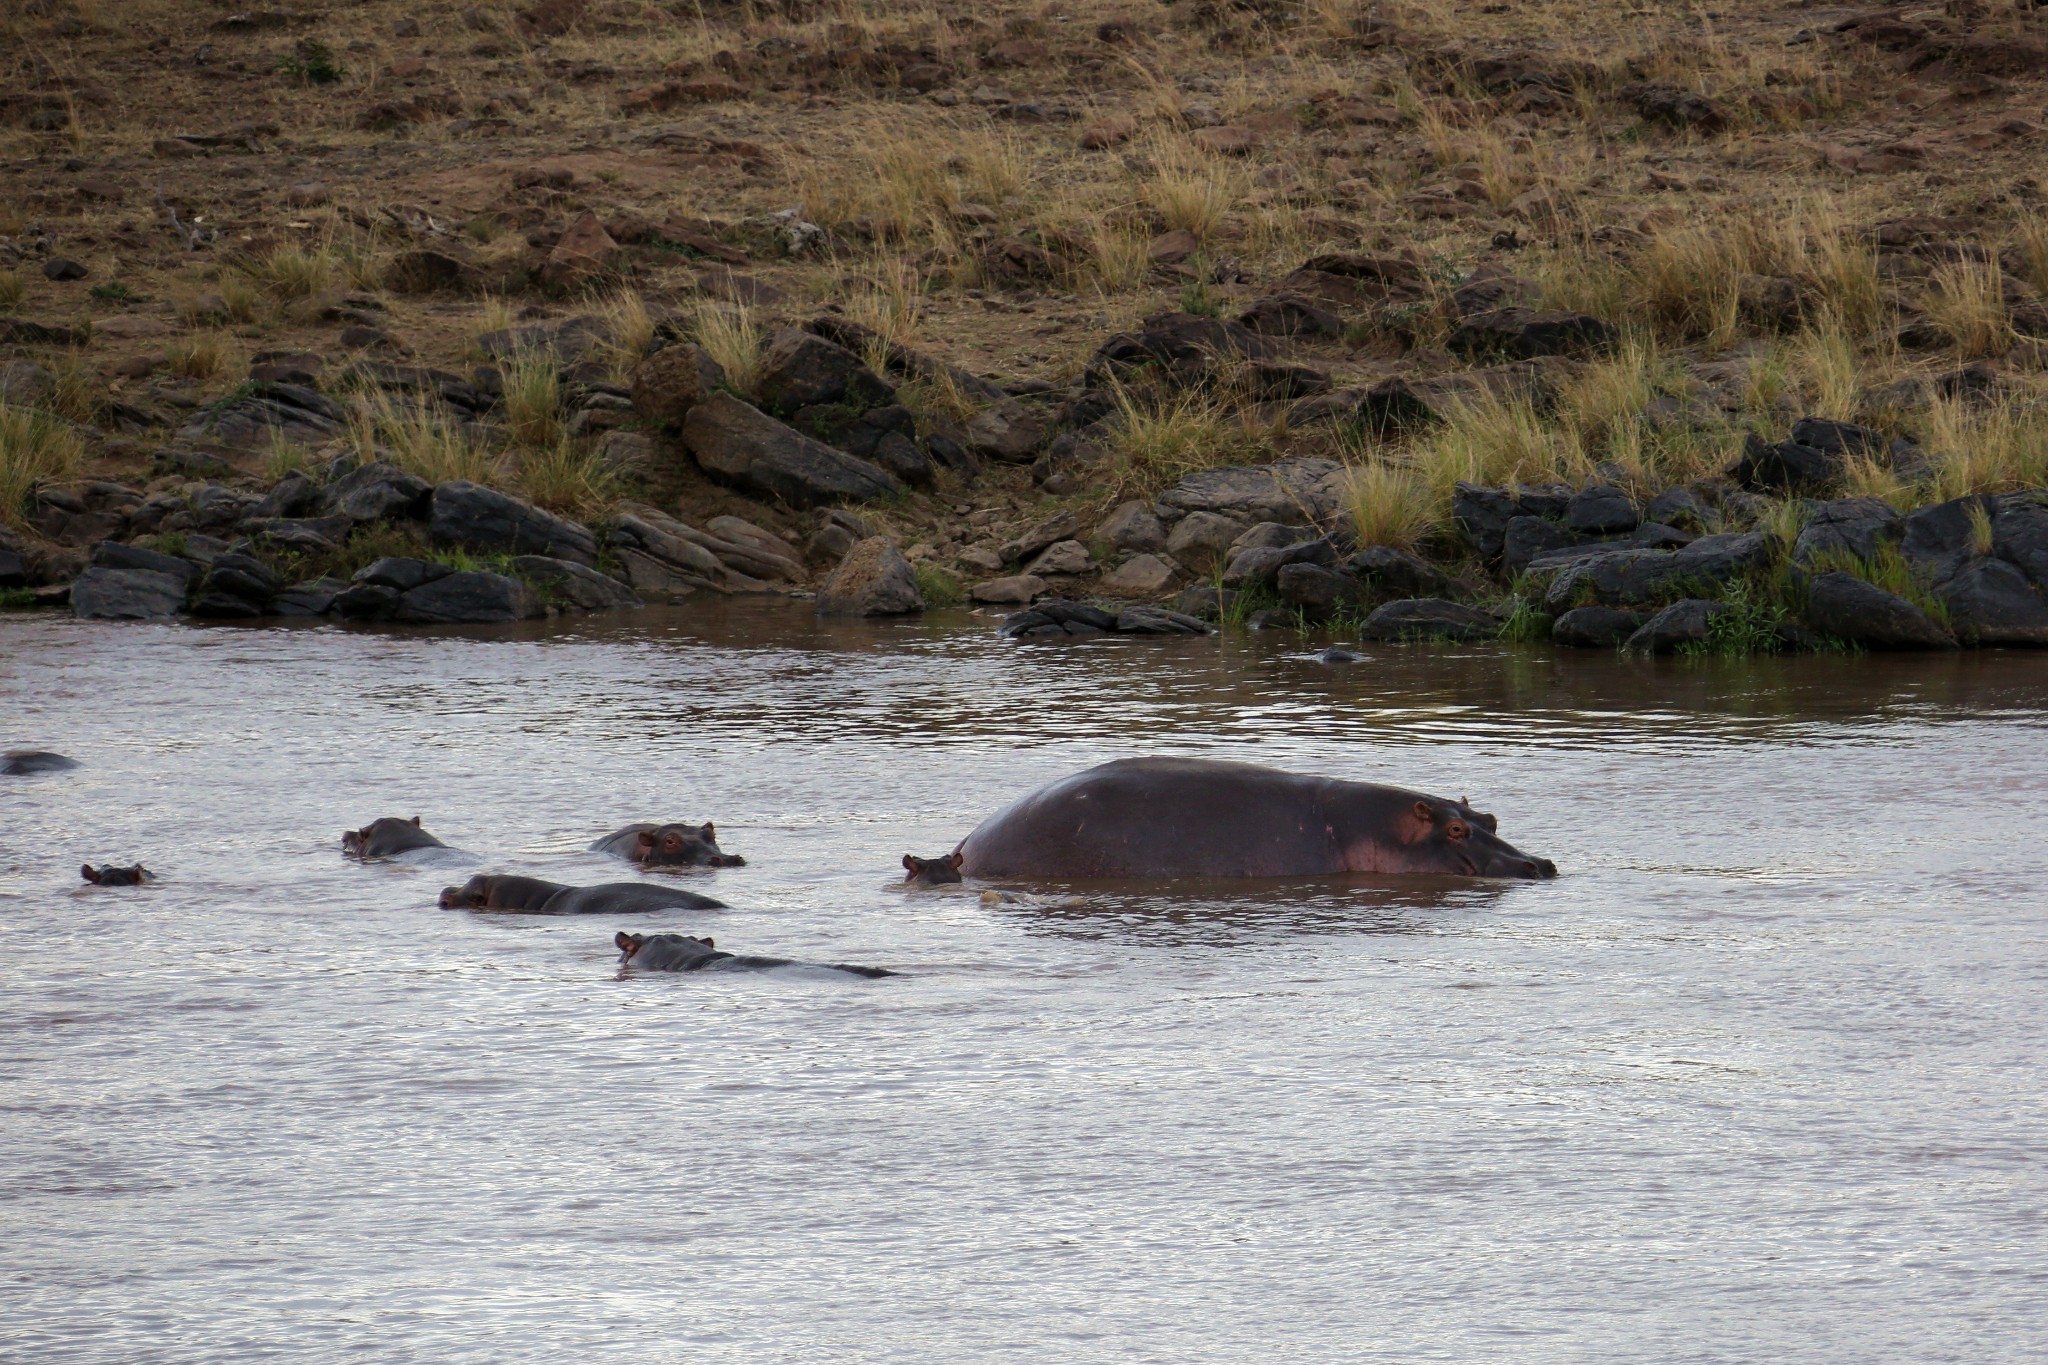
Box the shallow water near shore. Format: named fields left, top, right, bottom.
left=3, top=602, right=2046, bottom=1363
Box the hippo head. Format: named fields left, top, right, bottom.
left=81, top=863, right=153, bottom=886
left=344, top=815, right=423, bottom=857
left=902, top=852, right=964, bottom=886
left=439, top=875, right=489, bottom=910
left=637, top=823, right=744, bottom=868
left=616, top=930, right=714, bottom=963
left=1365, top=797, right=1557, bottom=880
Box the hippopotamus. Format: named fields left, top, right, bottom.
left=615, top=931, right=896, bottom=978
left=344, top=816, right=447, bottom=858
left=438, top=874, right=724, bottom=914
left=4, top=750, right=79, bottom=775
left=81, top=863, right=154, bottom=886
left=589, top=822, right=745, bottom=867
left=956, top=757, right=1557, bottom=881
left=902, top=852, right=964, bottom=885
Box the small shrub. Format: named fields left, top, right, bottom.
left=1680, top=583, right=1786, bottom=658
left=915, top=562, right=963, bottom=608
left=1178, top=279, right=1223, bottom=317
left=278, top=38, right=344, bottom=86
left=0, top=401, right=85, bottom=527
left=88, top=281, right=137, bottom=303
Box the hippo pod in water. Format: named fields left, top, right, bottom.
left=439, top=874, right=725, bottom=914
left=902, top=852, right=963, bottom=886
left=5, top=750, right=79, bottom=775
left=344, top=816, right=447, bottom=858
left=615, top=931, right=896, bottom=978
left=589, top=822, right=744, bottom=868
left=956, top=756, right=1558, bottom=881
left=81, top=863, right=154, bottom=886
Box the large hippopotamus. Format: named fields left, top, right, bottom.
left=439, top=874, right=724, bottom=914
left=5, top=750, right=79, bottom=775
left=615, top=931, right=896, bottom=978
left=81, top=863, right=154, bottom=886
left=589, top=822, right=744, bottom=868
left=344, top=816, right=447, bottom=858
left=956, top=757, right=1557, bottom=880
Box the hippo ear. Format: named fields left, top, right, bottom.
left=702, top=937, right=713, bottom=949
left=948, top=850, right=964, bottom=869
left=614, top=931, right=634, bottom=950
left=902, top=854, right=918, bottom=871
left=410, top=816, right=422, bottom=827
left=700, top=822, right=714, bottom=839
left=1413, top=800, right=1434, bottom=824
left=636, top=830, right=656, bottom=850
left=81, top=864, right=99, bottom=883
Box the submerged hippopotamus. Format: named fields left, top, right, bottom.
left=439, top=874, right=724, bottom=914
left=5, top=750, right=79, bottom=775
left=902, top=852, right=964, bottom=885
left=956, top=757, right=1557, bottom=881
left=590, top=822, right=745, bottom=868
left=615, top=931, right=896, bottom=978
left=344, top=816, right=447, bottom=858
left=81, top=863, right=154, bottom=886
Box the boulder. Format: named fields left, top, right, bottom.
left=1623, top=599, right=1727, bottom=654
left=1100, top=553, right=1180, bottom=598
left=1792, top=497, right=1901, bottom=565
left=1113, top=606, right=1211, bottom=635
left=970, top=574, right=1045, bottom=604
left=275, top=577, right=345, bottom=615
left=333, top=581, right=403, bottom=619
left=1087, top=311, right=1276, bottom=391
left=1221, top=539, right=1336, bottom=591
left=683, top=393, right=903, bottom=507
left=1000, top=511, right=1080, bottom=562
left=251, top=470, right=320, bottom=519
left=964, top=399, right=1048, bottom=463
left=353, top=557, right=452, bottom=593
left=1901, top=496, right=1991, bottom=585
left=89, top=541, right=200, bottom=583
left=540, top=212, right=619, bottom=291
left=1360, top=598, right=1499, bottom=643
left=430, top=481, right=599, bottom=566
left=70, top=567, right=189, bottom=619
left=1099, top=500, right=1167, bottom=553
left=190, top=553, right=279, bottom=617
left=1514, top=483, right=1573, bottom=519
left=1541, top=532, right=1771, bottom=612
left=1503, top=515, right=1584, bottom=577
left=1729, top=433, right=1838, bottom=495
left=1239, top=294, right=1343, bottom=338
left=756, top=330, right=893, bottom=415
left=1026, top=540, right=1094, bottom=577
left=1274, top=562, right=1358, bottom=617
left=513, top=555, right=644, bottom=613
left=1804, top=571, right=1954, bottom=649
left=242, top=516, right=352, bottom=552
left=630, top=343, right=725, bottom=428
left=1565, top=484, right=1637, bottom=535
left=391, top=570, right=543, bottom=624
left=1994, top=495, right=2048, bottom=587
left=1938, top=558, right=2048, bottom=646
left=1446, top=307, right=1617, bottom=360
left=1789, top=417, right=1888, bottom=461
left=1345, top=546, right=1456, bottom=598
left=1452, top=481, right=1521, bottom=561
left=815, top=537, right=923, bottom=616
left=176, top=381, right=348, bottom=453
left=1644, top=486, right=1714, bottom=530
left=1163, top=511, right=1248, bottom=575
left=1158, top=457, right=1347, bottom=525
left=324, top=462, right=433, bottom=522
left=1552, top=605, right=1644, bottom=648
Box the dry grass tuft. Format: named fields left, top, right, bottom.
left=165, top=333, right=234, bottom=382
left=1344, top=457, right=1437, bottom=551
left=1104, top=386, right=1265, bottom=494
left=517, top=438, right=618, bottom=516
left=591, top=288, right=656, bottom=384
left=499, top=346, right=566, bottom=449
left=1921, top=396, right=2048, bottom=501
left=240, top=243, right=335, bottom=301
left=1924, top=259, right=2014, bottom=360
left=0, top=401, right=85, bottom=527
left=1141, top=136, right=1245, bottom=242
left=348, top=394, right=502, bottom=486
left=47, top=351, right=107, bottom=425
left=690, top=302, right=767, bottom=397
left=0, top=269, right=23, bottom=313
left=1409, top=388, right=1583, bottom=493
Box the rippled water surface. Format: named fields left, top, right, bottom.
left=4, top=604, right=2046, bottom=1362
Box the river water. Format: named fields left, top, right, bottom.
left=2, top=603, right=2045, bottom=1362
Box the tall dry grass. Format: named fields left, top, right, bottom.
left=0, top=402, right=86, bottom=527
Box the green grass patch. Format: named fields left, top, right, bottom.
left=915, top=563, right=963, bottom=608
left=1496, top=597, right=1553, bottom=643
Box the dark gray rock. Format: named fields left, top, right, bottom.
left=1804, top=571, right=1954, bottom=649
left=1789, top=417, right=1888, bottom=461
left=70, top=567, right=188, bottom=619
left=333, top=581, right=402, bottom=619
left=1087, top=311, right=1278, bottom=391
left=1113, top=605, right=1212, bottom=635
left=1566, top=484, right=1637, bottom=535
left=324, top=461, right=433, bottom=523
left=176, top=380, right=348, bottom=452
left=1503, top=515, right=1584, bottom=577
left=1631, top=521, right=1694, bottom=550
left=275, top=577, right=346, bottom=616
left=1221, top=539, right=1336, bottom=591
left=353, top=557, right=452, bottom=593
left=756, top=329, right=894, bottom=416
left=1175, top=585, right=1229, bottom=620
left=1274, top=562, right=1356, bottom=617
left=1446, top=307, right=1618, bottom=360
left=1729, top=433, right=1838, bottom=495
left=1238, top=294, right=1344, bottom=338
left=1345, top=545, right=1455, bottom=598
left=1542, top=532, right=1770, bottom=612
left=814, top=538, right=922, bottom=616
left=242, top=515, right=352, bottom=552
left=1793, top=497, right=1901, bottom=565
left=391, top=570, right=542, bottom=624
left=1453, top=481, right=1521, bottom=561
left=1514, top=483, right=1573, bottom=519
left=1938, top=559, right=2048, bottom=646
left=192, top=552, right=279, bottom=615
left=1994, top=494, right=2048, bottom=587
left=1553, top=605, right=1644, bottom=648
left=866, top=430, right=937, bottom=488
left=1158, top=458, right=1347, bottom=525
left=89, top=541, right=199, bottom=583
left=1644, top=485, right=1714, bottom=530
left=1623, top=599, right=1728, bottom=654
left=1361, top=598, right=1499, bottom=643
left=1901, top=496, right=1991, bottom=585
left=683, top=392, right=904, bottom=507
left=513, top=555, right=644, bottom=613
left=251, top=470, right=321, bottom=519
left=430, top=481, right=598, bottom=567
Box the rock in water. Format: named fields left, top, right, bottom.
left=815, top=537, right=923, bottom=616
left=682, top=393, right=903, bottom=507
left=1804, top=572, right=1955, bottom=650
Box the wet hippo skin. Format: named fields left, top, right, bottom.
left=589, top=822, right=745, bottom=867
left=615, top=931, right=896, bottom=978
left=344, top=816, right=447, bottom=858
left=440, top=875, right=725, bottom=914
left=957, top=756, right=1557, bottom=880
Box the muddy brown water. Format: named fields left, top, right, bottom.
left=3, top=603, right=2045, bottom=1362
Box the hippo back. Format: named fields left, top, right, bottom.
left=542, top=882, right=726, bottom=915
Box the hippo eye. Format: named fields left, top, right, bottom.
left=1445, top=820, right=1469, bottom=841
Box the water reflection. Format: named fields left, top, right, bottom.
left=985, top=875, right=1514, bottom=947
